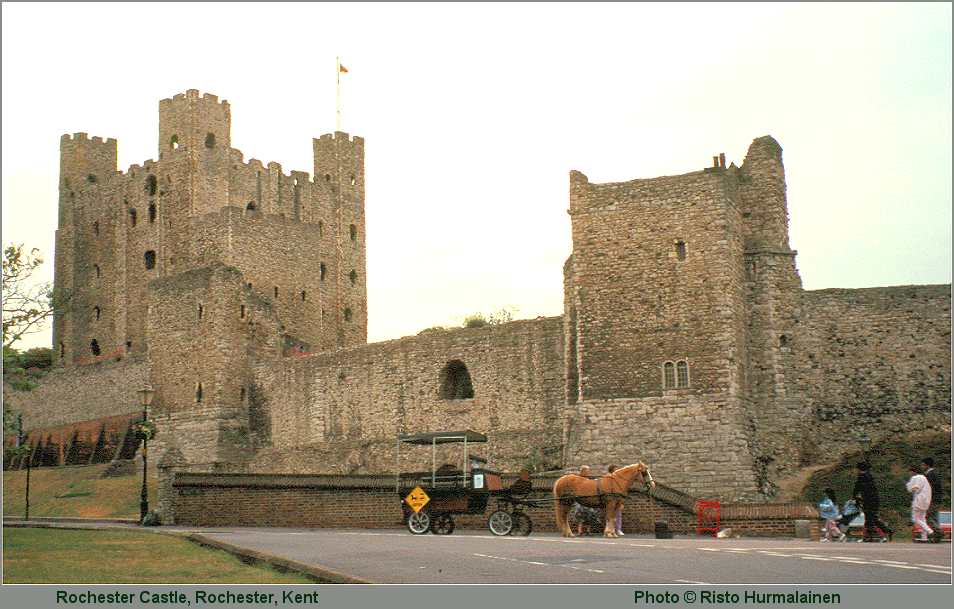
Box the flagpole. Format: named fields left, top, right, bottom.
left=336, top=56, right=341, bottom=131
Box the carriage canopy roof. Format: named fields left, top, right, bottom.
left=397, top=430, right=487, bottom=445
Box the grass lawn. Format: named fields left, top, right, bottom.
left=3, top=527, right=315, bottom=583
left=3, top=462, right=157, bottom=519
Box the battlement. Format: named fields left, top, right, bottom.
left=161, top=89, right=230, bottom=109
left=61, top=133, right=118, bottom=146
left=317, top=131, right=364, bottom=145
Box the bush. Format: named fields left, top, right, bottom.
left=463, top=314, right=488, bottom=328
left=20, top=348, right=52, bottom=370
left=142, top=511, right=162, bottom=526
left=9, top=378, right=37, bottom=392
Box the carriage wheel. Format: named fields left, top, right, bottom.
left=511, top=513, right=532, bottom=537
left=407, top=510, right=431, bottom=534
left=431, top=514, right=455, bottom=535
left=488, top=510, right=514, bottom=536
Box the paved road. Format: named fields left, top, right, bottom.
left=176, top=527, right=952, bottom=584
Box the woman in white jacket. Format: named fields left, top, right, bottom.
left=906, top=466, right=934, bottom=542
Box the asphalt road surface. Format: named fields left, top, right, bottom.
left=180, top=527, right=952, bottom=584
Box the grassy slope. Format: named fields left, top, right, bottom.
left=3, top=463, right=158, bottom=519
left=3, top=527, right=314, bottom=583
left=801, top=431, right=951, bottom=535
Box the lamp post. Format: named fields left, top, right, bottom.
left=859, top=432, right=871, bottom=464
left=137, top=385, right=155, bottom=523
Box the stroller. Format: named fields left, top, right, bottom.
left=569, top=503, right=604, bottom=536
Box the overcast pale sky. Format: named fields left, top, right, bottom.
left=2, top=2, right=951, bottom=351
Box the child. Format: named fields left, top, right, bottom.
left=818, top=488, right=846, bottom=542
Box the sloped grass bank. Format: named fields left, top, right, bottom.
left=3, top=462, right=157, bottom=519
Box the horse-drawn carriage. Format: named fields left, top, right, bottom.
left=395, top=430, right=538, bottom=536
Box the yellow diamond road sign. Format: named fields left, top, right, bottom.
left=405, top=486, right=430, bottom=513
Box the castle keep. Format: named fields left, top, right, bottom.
left=6, top=91, right=950, bottom=513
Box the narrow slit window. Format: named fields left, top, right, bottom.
left=144, top=250, right=156, bottom=270
left=349, top=269, right=357, bottom=286
left=196, top=383, right=203, bottom=403
left=148, top=203, right=157, bottom=223
left=90, top=339, right=101, bottom=356
left=320, top=263, right=327, bottom=281
left=274, top=286, right=279, bottom=298
left=198, top=304, right=204, bottom=320
left=93, top=221, right=99, bottom=235
left=343, top=307, right=352, bottom=322
left=301, top=291, right=307, bottom=302
left=94, top=306, right=101, bottom=321
left=675, top=240, right=687, bottom=261
left=94, top=264, right=101, bottom=278
left=240, top=305, right=246, bottom=319
left=129, top=209, right=137, bottom=227
left=349, top=224, right=357, bottom=242
left=146, top=175, right=157, bottom=196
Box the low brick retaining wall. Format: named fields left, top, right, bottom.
left=169, top=472, right=819, bottom=538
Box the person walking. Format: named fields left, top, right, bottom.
left=921, top=458, right=943, bottom=543
left=852, top=462, right=893, bottom=542
left=906, top=465, right=934, bottom=542
left=818, top=488, right=846, bottom=542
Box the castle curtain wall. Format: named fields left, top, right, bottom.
left=246, top=317, right=566, bottom=475
left=793, top=285, right=951, bottom=458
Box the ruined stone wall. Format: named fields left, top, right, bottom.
left=4, top=357, right=148, bottom=431
left=247, top=317, right=565, bottom=474
left=794, top=285, right=951, bottom=460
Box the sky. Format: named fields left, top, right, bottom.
left=2, top=2, right=951, bottom=351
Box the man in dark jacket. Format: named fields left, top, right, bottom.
left=921, top=457, right=943, bottom=543
left=852, top=462, right=894, bottom=542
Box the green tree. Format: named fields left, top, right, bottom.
left=2, top=244, right=70, bottom=349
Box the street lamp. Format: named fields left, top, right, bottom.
left=858, top=432, right=872, bottom=464
left=137, top=385, right=155, bottom=523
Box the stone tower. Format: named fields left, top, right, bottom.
left=52, top=90, right=368, bottom=370
left=563, top=138, right=808, bottom=500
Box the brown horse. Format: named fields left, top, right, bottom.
left=553, top=462, right=655, bottom=537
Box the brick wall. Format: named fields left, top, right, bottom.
left=168, top=472, right=816, bottom=537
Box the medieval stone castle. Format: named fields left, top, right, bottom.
left=7, top=90, right=951, bottom=514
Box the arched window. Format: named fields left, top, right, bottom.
left=90, top=339, right=101, bottom=356
left=146, top=175, right=157, bottom=196
left=676, top=361, right=690, bottom=388
left=779, top=335, right=789, bottom=348
left=663, top=362, right=676, bottom=389
left=343, top=307, right=352, bottom=321
left=148, top=203, right=157, bottom=223
left=129, top=208, right=137, bottom=227
left=205, top=133, right=216, bottom=148
left=144, top=250, right=156, bottom=270
left=349, top=224, right=357, bottom=242
left=439, top=360, right=475, bottom=400
left=170, top=134, right=179, bottom=150
left=349, top=269, right=357, bottom=286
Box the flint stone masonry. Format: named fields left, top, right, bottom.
left=7, top=95, right=949, bottom=519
